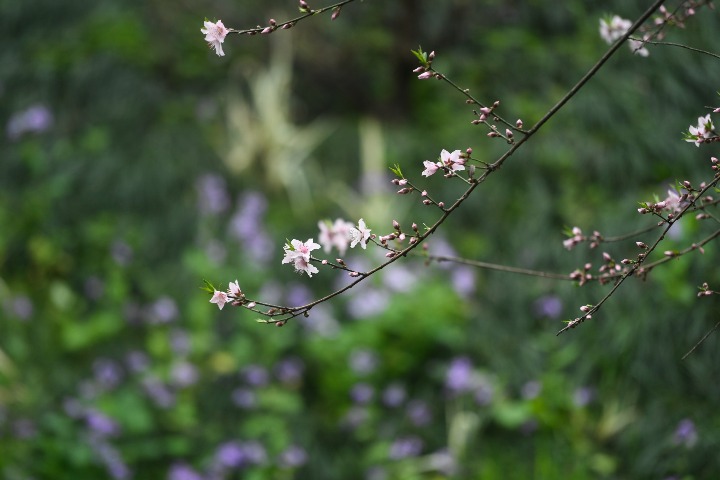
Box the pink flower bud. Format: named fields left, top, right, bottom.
left=331, top=7, right=341, bottom=20
left=385, top=252, right=395, bottom=258
left=422, top=199, right=431, bottom=205
left=505, top=129, right=513, bottom=138
left=602, top=252, right=612, bottom=262
left=664, top=250, right=676, bottom=257
left=466, top=148, right=472, bottom=155
left=421, top=190, right=427, bottom=197
left=392, top=220, right=400, bottom=230
left=480, top=107, right=492, bottom=115
left=580, top=305, right=590, bottom=313
left=428, top=51, right=435, bottom=60
left=516, top=119, right=523, bottom=128
left=246, top=302, right=256, bottom=308
left=417, top=71, right=433, bottom=80
left=261, top=27, right=273, bottom=34
left=413, top=66, right=424, bottom=73
left=636, top=242, right=648, bottom=249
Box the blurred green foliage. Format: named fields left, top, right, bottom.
left=1, top=0, right=720, bottom=479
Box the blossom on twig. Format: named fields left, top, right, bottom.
left=201, top=20, right=230, bottom=57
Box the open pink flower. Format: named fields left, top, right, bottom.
left=210, top=290, right=229, bottom=310
left=201, top=20, right=230, bottom=57
left=318, top=219, right=354, bottom=255
left=421, top=160, right=440, bottom=177
left=349, top=219, right=372, bottom=250
left=290, top=256, right=319, bottom=277
left=686, top=114, right=714, bottom=147
left=440, top=149, right=465, bottom=172
left=227, top=280, right=242, bottom=297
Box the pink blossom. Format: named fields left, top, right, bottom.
left=349, top=219, right=372, bottom=250
left=228, top=280, right=242, bottom=297
left=318, top=219, right=354, bottom=255
left=440, top=149, right=465, bottom=172
left=686, top=114, right=714, bottom=147
left=290, top=256, right=319, bottom=277
left=421, top=160, right=440, bottom=177
left=599, top=15, right=631, bottom=44
left=210, top=290, right=229, bottom=310
left=282, top=238, right=321, bottom=264
left=201, top=20, right=230, bottom=57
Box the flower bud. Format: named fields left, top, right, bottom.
left=417, top=71, right=433, bottom=80
left=636, top=241, right=648, bottom=249
left=516, top=119, right=523, bottom=129
left=393, top=220, right=400, bottom=230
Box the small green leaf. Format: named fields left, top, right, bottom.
left=410, top=46, right=428, bottom=66
left=200, top=279, right=217, bottom=293
left=389, top=163, right=404, bottom=178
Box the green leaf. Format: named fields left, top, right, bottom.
left=410, top=46, right=428, bottom=66
left=389, top=163, right=404, bottom=178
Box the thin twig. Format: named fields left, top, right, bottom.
left=682, top=319, right=720, bottom=360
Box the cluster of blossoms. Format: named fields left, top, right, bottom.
left=282, top=239, right=322, bottom=277
left=422, top=149, right=466, bottom=177
left=318, top=219, right=354, bottom=255
left=210, top=280, right=243, bottom=310
left=685, top=114, right=716, bottom=147
left=201, top=20, right=230, bottom=56
left=282, top=219, right=372, bottom=277
left=598, top=15, right=649, bottom=56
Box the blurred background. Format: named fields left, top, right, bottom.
left=1, top=0, right=720, bottom=478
